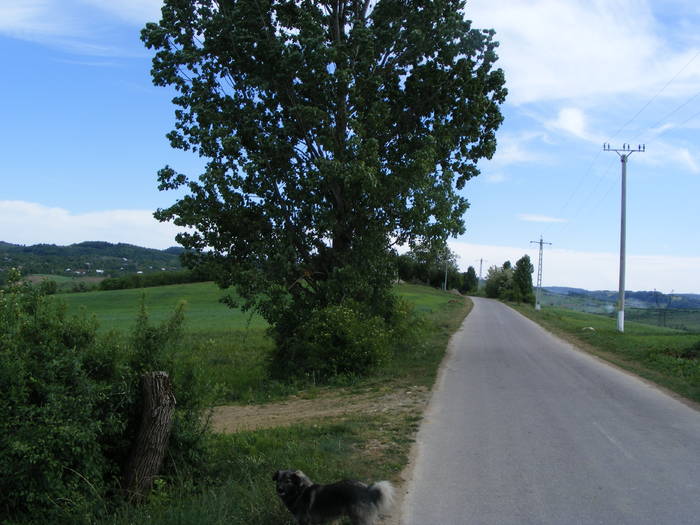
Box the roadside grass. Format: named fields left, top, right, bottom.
left=512, top=304, right=700, bottom=403
left=106, top=412, right=420, bottom=525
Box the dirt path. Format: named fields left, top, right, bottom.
left=211, top=385, right=431, bottom=433
left=211, top=385, right=433, bottom=524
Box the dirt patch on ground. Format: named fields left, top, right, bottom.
left=211, top=386, right=431, bottom=433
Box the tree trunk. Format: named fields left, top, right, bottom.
left=122, top=371, right=176, bottom=503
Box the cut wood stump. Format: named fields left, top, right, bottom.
left=122, top=371, right=176, bottom=502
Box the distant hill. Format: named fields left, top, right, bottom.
left=0, top=241, right=183, bottom=279
left=544, top=287, right=700, bottom=310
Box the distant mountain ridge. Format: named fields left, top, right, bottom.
left=544, top=286, right=700, bottom=309
left=0, top=241, right=183, bottom=277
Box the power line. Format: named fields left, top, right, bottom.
left=612, top=49, right=700, bottom=141
left=546, top=49, right=700, bottom=239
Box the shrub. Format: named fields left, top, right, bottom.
left=270, top=303, right=391, bottom=382
left=0, top=277, right=211, bottom=523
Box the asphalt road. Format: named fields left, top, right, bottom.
left=401, top=297, right=700, bottom=525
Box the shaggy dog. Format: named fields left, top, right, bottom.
left=273, top=469, right=394, bottom=525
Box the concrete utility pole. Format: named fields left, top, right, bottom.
left=530, top=236, right=551, bottom=311
left=603, top=143, right=645, bottom=333
left=443, top=253, right=448, bottom=292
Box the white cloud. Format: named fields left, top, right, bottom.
left=468, top=0, right=700, bottom=104
left=79, top=0, right=163, bottom=25
left=448, top=240, right=700, bottom=293
left=484, top=173, right=508, bottom=184
left=518, top=214, right=567, bottom=223
left=546, top=107, right=606, bottom=144
left=0, top=1, right=85, bottom=38
left=0, top=201, right=183, bottom=250
left=490, top=131, right=548, bottom=166
left=0, top=0, right=163, bottom=54
left=638, top=140, right=700, bottom=173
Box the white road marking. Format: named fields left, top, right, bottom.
left=593, top=421, right=635, bottom=461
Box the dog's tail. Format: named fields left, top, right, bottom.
left=369, top=480, right=395, bottom=515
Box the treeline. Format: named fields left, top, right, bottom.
left=0, top=241, right=182, bottom=276
left=395, top=247, right=479, bottom=294
left=484, top=256, right=536, bottom=304
left=99, top=268, right=212, bottom=291
left=566, top=289, right=700, bottom=310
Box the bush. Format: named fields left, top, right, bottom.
left=270, top=303, right=391, bottom=382
left=0, top=277, right=211, bottom=523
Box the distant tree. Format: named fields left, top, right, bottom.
left=484, top=264, right=511, bottom=299
left=512, top=255, right=535, bottom=304
left=142, top=0, right=507, bottom=353
left=398, top=240, right=460, bottom=290
left=461, top=266, right=479, bottom=293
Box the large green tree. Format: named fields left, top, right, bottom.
left=142, top=0, right=506, bottom=338
left=512, top=254, right=535, bottom=304
left=462, top=265, right=478, bottom=293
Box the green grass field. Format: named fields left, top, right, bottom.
left=61, top=282, right=470, bottom=525
left=61, top=281, right=267, bottom=334
left=514, top=304, right=700, bottom=403
left=62, top=282, right=467, bottom=403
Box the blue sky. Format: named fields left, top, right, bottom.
left=1, top=0, right=699, bottom=292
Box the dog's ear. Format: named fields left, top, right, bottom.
left=291, top=471, right=302, bottom=484
left=273, top=470, right=281, bottom=481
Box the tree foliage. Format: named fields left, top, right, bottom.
left=142, top=0, right=506, bottom=342
left=0, top=275, right=210, bottom=522
left=462, top=265, right=478, bottom=293
left=485, top=255, right=534, bottom=304
left=396, top=240, right=461, bottom=289
left=512, top=254, right=535, bottom=304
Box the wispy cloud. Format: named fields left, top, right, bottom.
left=490, top=132, right=549, bottom=167
left=0, top=201, right=183, bottom=250
left=469, top=0, right=700, bottom=104
left=637, top=140, right=700, bottom=174
left=545, top=107, right=606, bottom=144
left=79, top=0, right=163, bottom=25
left=484, top=173, right=508, bottom=184
left=0, top=0, right=162, bottom=55
left=518, top=214, right=567, bottom=223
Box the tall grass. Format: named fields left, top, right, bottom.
left=105, top=412, right=419, bottom=525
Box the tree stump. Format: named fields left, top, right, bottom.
left=122, top=371, right=176, bottom=502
